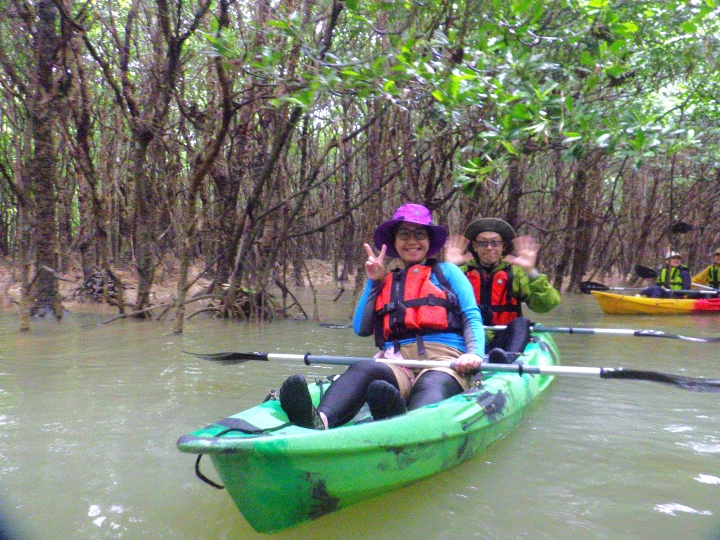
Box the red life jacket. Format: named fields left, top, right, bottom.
left=374, top=260, right=463, bottom=348
left=465, top=265, right=522, bottom=326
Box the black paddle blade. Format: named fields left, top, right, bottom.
left=600, top=368, right=720, bottom=392
left=671, top=221, right=694, bottom=234
left=579, top=281, right=609, bottom=294
left=182, top=350, right=269, bottom=365
left=635, top=264, right=658, bottom=279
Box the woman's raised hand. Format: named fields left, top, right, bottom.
left=444, top=234, right=473, bottom=266
left=363, top=243, right=387, bottom=281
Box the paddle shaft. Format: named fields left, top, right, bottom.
left=606, top=286, right=715, bottom=295
left=267, top=352, right=595, bottom=376
left=487, top=325, right=647, bottom=336
left=484, top=324, right=720, bottom=343
left=184, top=351, right=720, bottom=392
left=262, top=353, right=720, bottom=391
left=693, top=282, right=720, bottom=292
left=268, top=353, right=510, bottom=370
left=580, top=280, right=717, bottom=295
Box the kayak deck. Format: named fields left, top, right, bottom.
left=177, top=334, right=559, bottom=533
left=591, top=290, right=720, bottom=315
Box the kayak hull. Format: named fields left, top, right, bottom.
left=177, top=334, right=559, bottom=533
left=591, top=290, right=720, bottom=315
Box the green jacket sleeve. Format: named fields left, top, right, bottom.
left=511, top=265, right=561, bottom=313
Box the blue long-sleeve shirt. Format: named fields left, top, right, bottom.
left=353, top=262, right=485, bottom=354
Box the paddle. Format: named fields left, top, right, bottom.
left=183, top=351, right=720, bottom=392
left=692, top=282, right=720, bottom=292
left=580, top=281, right=647, bottom=294
left=579, top=280, right=716, bottom=296
left=485, top=324, right=720, bottom=344
left=635, top=264, right=658, bottom=279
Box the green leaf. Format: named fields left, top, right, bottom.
left=565, top=95, right=574, bottom=114
left=523, top=122, right=547, bottom=134
left=596, top=133, right=612, bottom=146
left=605, top=65, right=625, bottom=78
left=447, top=76, right=460, bottom=99
left=608, top=39, right=626, bottom=55
left=501, top=141, right=519, bottom=155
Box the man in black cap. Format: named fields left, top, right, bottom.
left=445, top=218, right=560, bottom=359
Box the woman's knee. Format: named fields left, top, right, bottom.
left=407, top=370, right=462, bottom=410
left=344, top=360, right=398, bottom=385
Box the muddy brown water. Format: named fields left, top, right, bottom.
left=0, top=288, right=719, bottom=539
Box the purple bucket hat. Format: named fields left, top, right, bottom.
left=373, top=203, right=448, bottom=259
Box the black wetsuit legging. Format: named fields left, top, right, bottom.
left=317, top=360, right=463, bottom=429
left=486, top=316, right=531, bottom=355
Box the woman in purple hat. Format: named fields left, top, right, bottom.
left=279, top=203, right=485, bottom=430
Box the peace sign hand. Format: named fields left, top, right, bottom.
left=363, top=243, right=388, bottom=282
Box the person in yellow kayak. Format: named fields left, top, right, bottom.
left=279, top=203, right=485, bottom=429
left=642, top=251, right=691, bottom=298
left=445, top=218, right=560, bottom=357
left=692, top=248, right=720, bottom=291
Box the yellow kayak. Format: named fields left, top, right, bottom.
left=591, top=290, right=720, bottom=315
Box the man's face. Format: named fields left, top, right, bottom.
left=473, top=231, right=504, bottom=266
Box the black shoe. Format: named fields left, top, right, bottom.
left=279, top=375, right=325, bottom=429
left=488, top=348, right=510, bottom=364
left=366, top=380, right=406, bottom=421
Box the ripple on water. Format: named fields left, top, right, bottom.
left=678, top=440, right=720, bottom=454
left=88, top=503, right=135, bottom=530
left=654, top=503, right=712, bottom=516
left=695, top=474, right=720, bottom=485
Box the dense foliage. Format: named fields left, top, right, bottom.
left=0, top=0, right=719, bottom=329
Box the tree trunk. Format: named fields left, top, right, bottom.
left=30, top=0, right=62, bottom=319
left=131, top=133, right=155, bottom=315
left=173, top=9, right=233, bottom=333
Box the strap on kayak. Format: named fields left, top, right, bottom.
left=192, top=374, right=340, bottom=490
left=191, top=420, right=295, bottom=490
left=195, top=455, right=224, bottom=490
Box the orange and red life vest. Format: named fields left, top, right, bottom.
left=373, top=260, right=463, bottom=348
left=465, top=265, right=522, bottom=326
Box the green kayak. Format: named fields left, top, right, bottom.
left=177, top=333, right=559, bottom=533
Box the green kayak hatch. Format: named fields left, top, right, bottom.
left=177, top=333, right=559, bottom=533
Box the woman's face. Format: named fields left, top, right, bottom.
left=668, top=256, right=681, bottom=267
left=473, top=231, right=504, bottom=267
left=394, top=224, right=430, bottom=265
